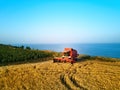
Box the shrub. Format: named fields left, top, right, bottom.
left=0, top=44, right=54, bottom=65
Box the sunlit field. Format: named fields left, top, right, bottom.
left=0, top=58, right=120, bottom=90
left=1, top=0, right=120, bottom=89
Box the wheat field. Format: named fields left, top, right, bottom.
left=0, top=60, right=120, bottom=90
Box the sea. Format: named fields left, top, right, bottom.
left=15, top=43, right=120, bottom=58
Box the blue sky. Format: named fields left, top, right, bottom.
left=0, top=0, right=120, bottom=44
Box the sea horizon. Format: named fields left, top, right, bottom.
left=11, top=43, right=120, bottom=58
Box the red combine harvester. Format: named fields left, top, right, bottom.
left=53, top=48, right=78, bottom=64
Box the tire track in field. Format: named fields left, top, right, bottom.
left=59, top=63, right=88, bottom=90
left=70, top=75, right=88, bottom=90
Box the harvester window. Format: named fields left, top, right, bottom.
left=64, top=51, right=70, bottom=56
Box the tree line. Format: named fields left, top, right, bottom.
left=0, top=44, right=55, bottom=64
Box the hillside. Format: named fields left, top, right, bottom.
left=0, top=59, right=120, bottom=90
left=0, top=44, right=55, bottom=66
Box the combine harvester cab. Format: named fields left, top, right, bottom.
left=53, top=48, right=78, bottom=64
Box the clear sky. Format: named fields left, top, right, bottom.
left=0, top=0, right=120, bottom=44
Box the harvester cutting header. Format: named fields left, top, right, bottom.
left=53, top=48, right=78, bottom=64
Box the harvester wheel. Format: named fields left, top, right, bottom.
left=53, top=59, right=56, bottom=63
left=75, top=58, right=78, bottom=61
left=64, top=60, right=66, bottom=63
left=71, top=61, right=73, bottom=64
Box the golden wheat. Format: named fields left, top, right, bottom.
left=0, top=60, right=120, bottom=90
